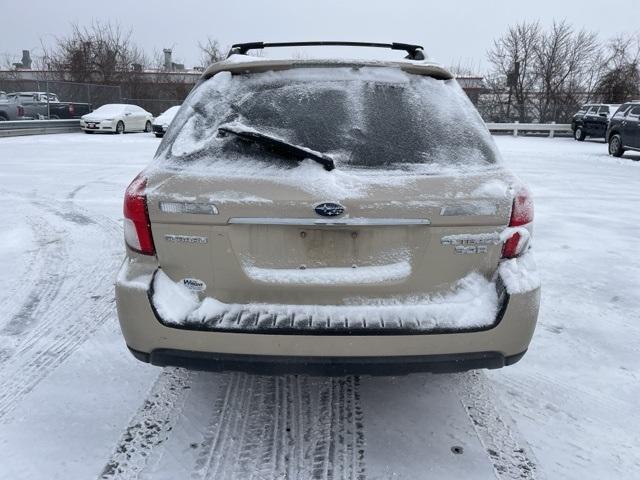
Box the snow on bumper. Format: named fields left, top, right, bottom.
left=115, top=257, right=540, bottom=361
left=150, top=269, right=504, bottom=334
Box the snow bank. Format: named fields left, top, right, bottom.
left=151, top=271, right=500, bottom=331
left=498, top=251, right=540, bottom=294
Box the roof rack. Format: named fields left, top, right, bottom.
left=227, top=41, right=426, bottom=60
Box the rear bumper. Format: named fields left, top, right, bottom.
left=129, top=347, right=527, bottom=375
left=80, top=122, right=114, bottom=132
left=116, top=260, right=540, bottom=373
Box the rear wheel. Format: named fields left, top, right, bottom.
left=154, top=133, right=164, bottom=138
left=116, top=121, right=125, bottom=134
left=574, top=127, right=586, bottom=141
left=144, top=120, right=152, bottom=133
left=84, top=130, right=94, bottom=134
left=608, top=134, right=624, bottom=157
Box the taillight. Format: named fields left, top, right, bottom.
left=17, top=105, right=24, bottom=117
left=69, top=103, right=75, bottom=115
left=502, top=186, right=534, bottom=259
left=123, top=173, right=155, bottom=255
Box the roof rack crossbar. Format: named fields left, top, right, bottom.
left=227, top=41, right=426, bottom=60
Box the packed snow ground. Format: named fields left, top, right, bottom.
left=0, top=133, right=638, bottom=479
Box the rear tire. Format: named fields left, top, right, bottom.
left=154, top=133, right=164, bottom=138
left=144, top=120, right=152, bottom=133
left=116, top=121, right=125, bottom=134
left=608, top=134, right=624, bottom=157
left=574, top=127, right=586, bottom=141
left=84, top=130, right=94, bottom=134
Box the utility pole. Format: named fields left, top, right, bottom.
left=506, top=60, right=520, bottom=122
left=46, top=80, right=50, bottom=119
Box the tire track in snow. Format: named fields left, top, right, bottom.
left=457, top=371, right=544, bottom=480
left=0, top=197, right=123, bottom=422
left=99, top=368, right=193, bottom=479
left=190, top=374, right=366, bottom=480
left=0, top=215, right=68, bottom=337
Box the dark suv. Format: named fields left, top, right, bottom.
left=606, top=101, right=640, bottom=157
left=572, top=103, right=620, bottom=141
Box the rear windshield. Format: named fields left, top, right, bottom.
left=157, top=67, right=500, bottom=174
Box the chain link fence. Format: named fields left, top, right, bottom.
left=121, top=98, right=183, bottom=116
left=0, top=78, right=193, bottom=116
left=0, top=78, right=123, bottom=109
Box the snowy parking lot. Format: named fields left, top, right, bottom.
left=0, top=133, right=638, bottom=479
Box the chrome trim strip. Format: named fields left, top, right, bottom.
left=227, top=217, right=431, bottom=226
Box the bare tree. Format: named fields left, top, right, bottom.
left=594, top=34, right=640, bottom=103
left=533, top=21, right=600, bottom=122
left=487, top=21, right=541, bottom=122
left=198, top=37, right=225, bottom=67
left=42, top=21, right=145, bottom=84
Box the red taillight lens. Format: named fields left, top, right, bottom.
left=502, top=187, right=534, bottom=259
left=17, top=105, right=24, bottom=117
left=123, top=174, right=155, bottom=255
left=68, top=103, right=75, bottom=115
left=502, top=233, right=522, bottom=259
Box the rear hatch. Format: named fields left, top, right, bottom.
left=144, top=62, right=514, bottom=332
left=147, top=168, right=512, bottom=305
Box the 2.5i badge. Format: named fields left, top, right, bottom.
left=181, top=278, right=207, bottom=292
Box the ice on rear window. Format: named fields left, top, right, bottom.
left=155, top=67, right=501, bottom=179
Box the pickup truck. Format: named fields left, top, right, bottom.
left=1, top=92, right=92, bottom=120
left=0, top=91, right=26, bottom=120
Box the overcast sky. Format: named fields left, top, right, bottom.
left=2, top=0, right=639, bottom=71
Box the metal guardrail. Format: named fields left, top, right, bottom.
left=0, top=119, right=572, bottom=139
left=486, top=122, right=572, bottom=137
left=0, top=119, right=80, bottom=137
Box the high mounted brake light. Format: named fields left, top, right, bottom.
left=502, top=187, right=534, bottom=259
left=123, top=173, right=155, bottom=255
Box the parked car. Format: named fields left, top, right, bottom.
left=151, top=105, right=180, bottom=138
left=80, top=104, right=153, bottom=134
left=5, top=91, right=92, bottom=119
left=571, top=103, right=620, bottom=141
left=606, top=101, right=640, bottom=157
left=116, top=41, right=540, bottom=375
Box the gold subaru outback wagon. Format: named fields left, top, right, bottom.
left=116, top=41, right=540, bottom=375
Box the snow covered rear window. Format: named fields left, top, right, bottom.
left=158, top=67, right=500, bottom=173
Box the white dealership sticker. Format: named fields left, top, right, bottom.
left=181, top=278, right=207, bottom=292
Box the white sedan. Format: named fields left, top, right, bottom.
left=80, top=104, right=154, bottom=134
left=151, top=105, right=180, bottom=138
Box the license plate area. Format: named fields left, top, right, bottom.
left=230, top=224, right=419, bottom=270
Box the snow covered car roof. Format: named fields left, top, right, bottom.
left=201, top=55, right=454, bottom=82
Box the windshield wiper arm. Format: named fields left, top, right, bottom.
left=218, top=123, right=335, bottom=171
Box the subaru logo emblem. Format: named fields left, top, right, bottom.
left=314, top=202, right=345, bottom=217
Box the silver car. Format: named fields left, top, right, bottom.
left=116, top=42, right=540, bottom=375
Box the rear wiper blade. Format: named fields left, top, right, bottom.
left=218, top=122, right=335, bottom=171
